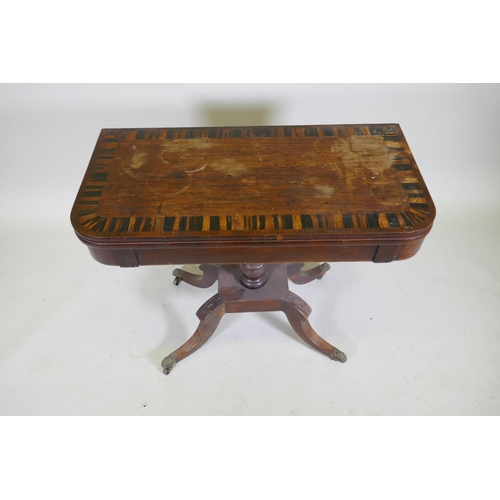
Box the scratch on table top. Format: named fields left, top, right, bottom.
left=185, top=164, right=207, bottom=173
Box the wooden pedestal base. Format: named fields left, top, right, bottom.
left=161, top=263, right=346, bottom=375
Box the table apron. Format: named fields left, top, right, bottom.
left=86, top=239, right=425, bottom=267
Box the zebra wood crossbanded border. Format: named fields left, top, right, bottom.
left=71, top=124, right=434, bottom=243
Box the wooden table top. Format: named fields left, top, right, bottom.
left=71, top=124, right=435, bottom=266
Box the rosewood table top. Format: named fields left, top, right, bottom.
left=71, top=124, right=435, bottom=267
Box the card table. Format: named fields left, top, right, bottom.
left=71, top=124, right=435, bottom=374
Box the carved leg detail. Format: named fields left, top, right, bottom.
left=172, top=265, right=219, bottom=288
left=287, top=262, right=331, bottom=285
left=281, top=291, right=347, bottom=362
left=161, top=293, right=226, bottom=374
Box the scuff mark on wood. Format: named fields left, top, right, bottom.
left=185, top=164, right=207, bottom=173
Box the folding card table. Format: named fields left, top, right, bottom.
left=71, top=124, right=435, bottom=374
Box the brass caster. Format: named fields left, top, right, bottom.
left=161, top=356, right=176, bottom=375
left=172, top=268, right=182, bottom=286
left=331, top=348, right=347, bottom=363
left=317, top=263, right=331, bottom=280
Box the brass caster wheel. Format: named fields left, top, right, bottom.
left=331, top=348, right=347, bottom=363
left=161, top=356, right=176, bottom=375
left=172, top=268, right=182, bottom=286
left=317, top=263, right=331, bottom=280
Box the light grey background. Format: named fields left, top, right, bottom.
left=1, top=83, right=499, bottom=415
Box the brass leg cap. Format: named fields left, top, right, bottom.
left=331, top=349, right=347, bottom=363
left=161, top=356, right=176, bottom=375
